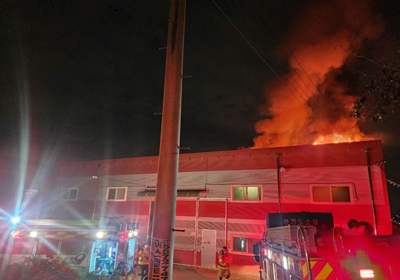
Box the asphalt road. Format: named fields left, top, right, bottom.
left=172, top=265, right=259, bottom=280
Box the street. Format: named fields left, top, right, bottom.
left=172, top=265, right=259, bottom=280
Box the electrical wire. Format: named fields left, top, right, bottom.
left=247, top=0, right=366, bottom=144
left=212, top=0, right=341, bottom=144
left=224, top=0, right=369, bottom=165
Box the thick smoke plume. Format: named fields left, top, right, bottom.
left=253, top=0, right=383, bottom=148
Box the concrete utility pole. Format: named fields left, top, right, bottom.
left=149, top=0, right=186, bottom=279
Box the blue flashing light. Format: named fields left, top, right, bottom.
left=11, top=216, right=21, bottom=224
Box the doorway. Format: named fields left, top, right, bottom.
left=89, top=241, right=118, bottom=273
left=201, top=229, right=216, bottom=268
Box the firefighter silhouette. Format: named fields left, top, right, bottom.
left=218, top=246, right=232, bottom=280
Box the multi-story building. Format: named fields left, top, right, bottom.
left=1, top=140, right=393, bottom=272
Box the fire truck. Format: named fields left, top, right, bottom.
left=253, top=212, right=399, bottom=280
left=4, top=218, right=140, bottom=274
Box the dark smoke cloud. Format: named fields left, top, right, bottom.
left=254, top=0, right=383, bottom=148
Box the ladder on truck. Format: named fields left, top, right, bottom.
left=256, top=226, right=337, bottom=280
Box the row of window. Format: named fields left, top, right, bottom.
left=61, top=185, right=352, bottom=203
left=61, top=187, right=127, bottom=201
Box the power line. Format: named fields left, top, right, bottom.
left=248, top=0, right=365, bottom=144
left=236, top=0, right=368, bottom=165
left=212, top=0, right=346, bottom=145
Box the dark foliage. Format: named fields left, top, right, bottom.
left=5, top=256, right=79, bottom=280
left=353, top=53, right=400, bottom=122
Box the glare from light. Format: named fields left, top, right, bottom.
left=359, top=268, right=375, bottom=279
left=128, top=231, right=133, bottom=238
left=96, top=231, right=104, bottom=239
left=30, top=231, right=38, bottom=238
left=282, top=256, right=288, bottom=270
left=133, top=230, right=138, bottom=236
left=11, top=216, right=21, bottom=224
left=267, top=249, right=272, bottom=260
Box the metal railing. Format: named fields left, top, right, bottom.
left=297, top=226, right=313, bottom=280
left=332, top=226, right=344, bottom=255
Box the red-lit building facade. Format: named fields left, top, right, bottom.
left=37, top=140, right=391, bottom=268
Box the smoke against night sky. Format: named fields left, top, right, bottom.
left=253, top=0, right=383, bottom=148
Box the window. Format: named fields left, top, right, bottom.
left=312, top=185, right=351, bottom=203
left=232, top=236, right=260, bottom=254
left=138, top=190, right=202, bottom=198
left=60, top=241, right=88, bottom=255
left=61, top=188, right=78, bottom=200
left=106, top=187, right=127, bottom=201
left=232, top=185, right=262, bottom=202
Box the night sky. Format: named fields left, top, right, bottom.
left=1, top=1, right=400, bottom=213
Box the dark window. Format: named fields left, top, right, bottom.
left=108, top=189, right=116, bottom=200
left=107, top=187, right=127, bottom=201
left=233, top=237, right=247, bottom=253
left=60, top=241, right=88, bottom=255
left=116, top=189, right=125, bottom=200
left=312, top=186, right=330, bottom=202
left=61, top=188, right=78, bottom=200
left=312, top=185, right=351, bottom=203
left=332, top=186, right=351, bottom=202
left=232, top=237, right=260, bottom=253
left=69, top=189, right=78, bottom=200
left=248, top=238, right=260, bottom=254
left=138, top=190, right=201, bottom=197
left=146, top=191, right=156, bottom=197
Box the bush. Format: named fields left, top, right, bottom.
left=4, top=256, right=79, bottom=280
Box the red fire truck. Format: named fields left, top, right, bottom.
left=253, top=212, right=399, bottom=280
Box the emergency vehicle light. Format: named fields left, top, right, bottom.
left=267, top=249, right=272, bottom=260
left=11, top=216, right=21, bottom=224
left=12, top=231, right=23, bottom=238
left=359, top=268, right=375, bottom=279
left=128, top=230, right=138, bottom=238
left=282, top=256, right=288, bottom=270
left=262, top=249, right=267, bottom=257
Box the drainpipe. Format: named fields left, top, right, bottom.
left=92, top=164, right=102, bottom=220
left=225, top=198, right=228, bottom=247
left=194, top=197, right=199, bottom=267
left=276, top=153, right=281, bottom=213
left=365, top=148, right=378, bottom=235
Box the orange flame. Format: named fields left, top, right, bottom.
left=252, top=0, right=382, bottom=148
left=312, top=133, right=353, bottom=145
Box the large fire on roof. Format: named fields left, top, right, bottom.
left=312, top=133, right=370, bottom=146
left=253, top=0, right=382, bottom=148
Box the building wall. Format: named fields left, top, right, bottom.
left=45, top=141, right=392, bottom=266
